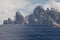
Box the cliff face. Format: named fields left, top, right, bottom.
left=3, top=6, right=60, bottom=27
left=14, top=11, right=25, bottom=24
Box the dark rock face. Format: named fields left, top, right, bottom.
left=33, top=6, right=45, bottom=19
left=3, top=18, right=13, bottom=24
left=3, top=6, right=60, bottom=27
left=33, top=6, right=50, bottom=25
left=26, top=6, right=53, bottom=25
left=3, top=20, right=8, bottom=24
left=7, top=18, right=13, bottom=24
left=26, top=6, right=60, bottom=26
left=3, top=10, right=25, bottom=24
left=48, top=8, right=60, bottom=24
left=27, top=14, right=37, bottom=25
left=14, top=10, right=25, bottom=24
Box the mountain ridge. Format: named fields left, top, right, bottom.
left=3, top=6, right=60, bottom=27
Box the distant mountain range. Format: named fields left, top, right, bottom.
left=3, top=6, right=60, bottom=27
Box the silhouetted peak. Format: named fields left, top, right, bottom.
left=47, top=8, right=50, bottom=11
left=3, top=18, right=13, bottom=24
left=14, top=10, right=25, bottom=24
left=8, top=18, right=11, bottom=21
left=35, top=6, right=43, bottom=9
left=33, top=6, right=45, bottom=19
left=16, top=10, right=23, bottom=16
left=34, top=6, right=44, bottom=11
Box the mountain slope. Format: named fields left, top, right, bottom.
left=3, top=6, right=60, bottom=27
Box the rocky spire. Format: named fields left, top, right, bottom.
left=14, top=10, right=25, bottom=24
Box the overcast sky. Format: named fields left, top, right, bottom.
left=0, top=0, right=60, bottom=24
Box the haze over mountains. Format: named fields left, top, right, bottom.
left=3, top=6, right=60, bottom=27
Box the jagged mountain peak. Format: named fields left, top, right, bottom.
left=35, top=6, right=43, bottom=9
left=3, top=5, right=60, bottom=27
left=16, top=10, right=23, bottom=17
left=34, top=6, right=44, bottom=12
left=33, top=6, right=45, bottom=18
